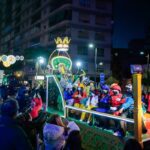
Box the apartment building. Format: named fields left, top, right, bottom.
left=0, top=0, right=113, bottom=78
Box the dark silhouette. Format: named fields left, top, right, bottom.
left=124, top=138, right=142, bottom=150
left=64, top=130, right=83, bottom=150
left=0, top=99, right=33, bottom=150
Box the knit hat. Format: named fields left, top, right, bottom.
left=1, top=99, right=19, bottom=117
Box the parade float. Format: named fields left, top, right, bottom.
left=46, top=37, right=150, bottom=150
left=46, top=37, right=72, bottom=116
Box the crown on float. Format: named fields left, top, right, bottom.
left=55, top=37, right=71, bottom=51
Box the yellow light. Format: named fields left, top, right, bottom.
left=3, top=61, right=10, bottom=67
left=54, top=37, right=71, bottom=51
left=7, top=55, right=16, bottom=64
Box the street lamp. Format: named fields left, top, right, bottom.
left=76, top=61, right=81, bottom=74
left=38, top=56, right=45, bottom=64
left=140, top=51, right=144, bottom=55
left=99, top=62, right=103, bottom=66
left=36, top=56, right=45, bottom=80
left=88, top=43, right=97, bottom=83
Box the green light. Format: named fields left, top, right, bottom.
left=51, top=56, right=72, bottom=70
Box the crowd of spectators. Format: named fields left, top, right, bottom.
left=0, top=83, right=83, bottom=150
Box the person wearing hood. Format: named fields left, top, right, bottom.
left=43, top=114, right=66, bottom=150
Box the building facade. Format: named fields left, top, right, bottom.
left=0, top=0, right=113, bottom=78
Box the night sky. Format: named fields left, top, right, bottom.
left=113, top=0, right=150, bottom=48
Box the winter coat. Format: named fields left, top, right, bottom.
left=30, top=97, right=42, bottom=119
left=43, top=123, right=65, bottom=150
left=0, top=116, right=33, bottom=150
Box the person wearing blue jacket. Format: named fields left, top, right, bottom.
left=0, top=99, right=33, bottom=150
left=63, top=84, right=74, bottom=106
left=114, top=84, right=147, bottom=136
left=93, top=84, right=111, bottom=128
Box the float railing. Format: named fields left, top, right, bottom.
left=65, top=105, right=134, bottom=123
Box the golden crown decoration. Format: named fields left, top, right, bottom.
left=54, top=37, right=71, bottom=51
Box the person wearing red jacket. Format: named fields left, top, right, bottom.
left=73, top=87, right=87, bottom=108
left=109, top=84, right=125, bottom=113
left=30, top=94, right=43, bottom=119
left=107, top=84, right=126, bottom=136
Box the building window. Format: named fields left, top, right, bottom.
left=79, top=12, right=90, bottom=23
left=43, top=9, right=47, bottom=15
left=43, top=25, right=47, bottom=29
left=97, top=67, right=104, bottom=73
left=96, top=0, right=106, bottom=10
left=49, top=9, right=72, bottom=26
left=32, top=0, right=41, bottom=11
left=14, top=26, right=20, bottom=34
left=95, top=16, right=106, bottom=26
left=97, top=48, right=104, bottom=57
left=79, top=0, right=91, bottom=7
left=30, top=37, right=40, bottom=46
left=95, top=32, right=105, bottom=41
left=49, top=0, right=71, bottom=12
left=31, top=11, right=41, bottom=24
left=78, top=30, right=89, bottom=39
left=77, top=46, right=88, bottom=55
left=49, top=27, right=71, bottom=41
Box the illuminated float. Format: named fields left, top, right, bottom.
left=46, top=37, right=150, bottom=149
left=46, top=37, right=73, bottom=116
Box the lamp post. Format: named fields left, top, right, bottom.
left=88, top=43, right=97, bottom=83
left=36, top=56, right=45, bottom=80
left=76, top=61, right=81, bottom=74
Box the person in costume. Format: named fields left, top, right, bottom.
left=80, top=90, right=99, bottom=123
left=113, top=83, right=147, bottom=136
left=93, top=84, right=110, bottom=128
left=72, top=84, right=87, bottom=109
left=63, top=83, right=74, bottom=106
left=95, top=84, right=110, bottom=113
left=104, top=83, right=126, bottom=133
left=109, top=83, right=125, bottom=114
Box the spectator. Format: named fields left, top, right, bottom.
left=43, top=114, right=66, bottom=150
left=64, top=130, right=83, bottom=150
left=0, top=99, right=33, bottom=150
left=124, top=138, right=142, bottom=150
left=30, top=93, right=43, bottom=119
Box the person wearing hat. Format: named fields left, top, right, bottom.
left=0, top=99, right=33, bottom=150
left=72, top=85, right=87, bottom=118
left=113, top=84, right=147, bottom=137
left=109, top=84, right=125, bottom=113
